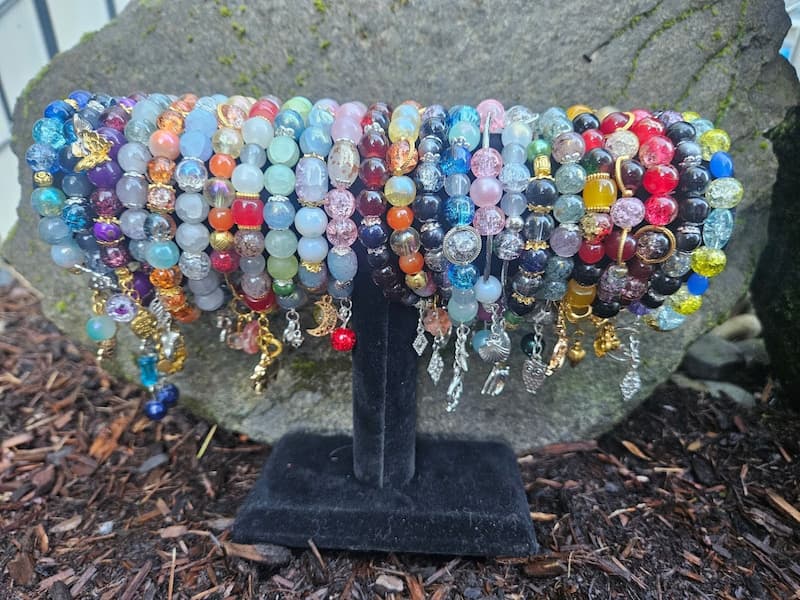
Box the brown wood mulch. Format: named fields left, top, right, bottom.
left=1, top=275, right=798, bottom=600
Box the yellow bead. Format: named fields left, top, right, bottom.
left=566, top=104, right=594, bottom=120
left=691, top=247, right=727, bottom=277
left=582, top=176, right=617, bottom=211
left=405, top=272, right=427, bottom=289
left=669, top=286, right=703, bottom=315
left=210, top=230, right=235, bottom=250
left=596, top=106, right=620, bottom=121
left=699, top=128, right=731, bottom=161
left=384, top=175, right=416, bottom=207
left=564, top=279, right=596, bottom=308
left=682, top=111, right=701, bottom=122
left=388, top=118, right=419, bottom=144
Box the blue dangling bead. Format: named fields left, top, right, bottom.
left=144, top=399, right=167, bottom=420
left=155, top=383, right=180, bottom=407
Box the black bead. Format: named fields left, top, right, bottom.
left=420, top=224, right=444, bottom=250
left=679, top=196, right=710, bottom=223
left=582, top=147, right=615, bottom=175
left=508, top=295, right=534, bottom=316
left=572, top=112, right=600, bottom=133
left=413, top=193, right=441, bottom=221
left=678, top=165, right=710, bottom=195
left=592, top=299, right=620, bottom=318
left=676, top=225, right=702, bottom=252
left=525, top=178, right=558, bottom=208
left=650, top=271, right=681, bottom=295
left=666, top=121, right=696, bottom=145
left=640, top=291, right=665, bottom=308
left=366, top=247, right=392, bottom=269
left=673, top=140, right=702, bottom=168
left=573, top=263, right=602, bottom=285
left=400, top=291, right=420, bottom=307
left=520, top=333, right=537, bottom=357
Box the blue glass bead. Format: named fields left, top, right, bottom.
left=180, top=129, right=213, bottom=160
left=68, top=90, right=92, bottom=108
left=309, top=106, right=335, bottom=132
left=239, top=143, right=267, bottom=168
left=86, top=315, right=116, bottom=341
left=274, top=109, right=305, bottom=140
left=703, top=208, right=734, bottom=249
left=143, top=399, right=167, bottom=420
left=129, top=239, right=149, bottom=262
left=44, top=99, right=74, bottom=122
left=31, top=187, right=66, bottom=217
left=50, top=242, right=83, bottom=268
left=328, top=278, right=353, bottom=299
left=131, top=99, right=161, bottom=123
left=61, top=203, right=91, bottom=231
left=75, top=231, right=99, bottom=252
left=78, top=106, right=102, bottom=128
left=441, top=145, right=472, bottom=176
left=299, top=125, right=332, bottom=156
left=448, top=121, right=481, bottom=151
left=145, top=241, right=180, bottom=268
left=472, top=329, right=490, bottom=353
left=654, top=305, right=686, bottom=331
left=155, top=383, right=179, bottom=407
left=38, top=216, right=71, bottom=244
left=33, top=118, right=67, bottom=148
left=520, top=248, right=550, bottom=273
left=185, top=108, right=218, bottom=137
left=195, top=97, right=218, bottom=112
left=138, top=354, right=159, bottom=387
left=62, top=120, right=77, bottom=144
left=545, top=255, right=574, bottom=280
left=58, top=146, right=79, bottom=172
left=447, top=295, right=479, bottom=324
left=358, top=221, right=388, bottom=249
left=210, top=93, right=228, bottom=106
left=687, top=273, right=709, bottom=295
left=448, top=263, right=478, bottom=289
left=277, top=288, right=308, bottom=310
left=443, top=195, right=475, bottom=227
left=124, top=119, right=156, bottom=145
left=263, top=198, right=296, bottom=230
left=327, top=248, right=358, bottom=281
left=447, top=105, right=480, bottom=128
left=691, top=119, right=714, bottom=138
left=709, top=151, right=734, bottom=178
left=298, top=262, right=328, bottom=290
left=26, top=143, right=59, bottom=173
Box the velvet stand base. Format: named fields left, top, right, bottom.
left=232, top=432, right=538, bottom=556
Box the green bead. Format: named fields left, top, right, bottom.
left=31, top=186, right=66, bottom=217
left=272, top=279, right=295, bottom=297
left=267, top=255, right=299, bottom=280
left=86, top=315, right=116, bottom=341
left=264, top=164, right=296, bottom=196
left=504, top=309, right=522, bottom=326
left=282, top=96, right=313, bottom=122
left=527, top=139, right=551, bottom=161
left=267, top=135, right=300, bottom=167
left=264, top=229, right=298, bottom=258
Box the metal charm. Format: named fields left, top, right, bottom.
left=282, top=308, right=304, bottom=349
left=620, top=331, right=642, bottom=402
left=446, top=323, right=470, bottom=412
left=412, top=302, right=429, bottom=357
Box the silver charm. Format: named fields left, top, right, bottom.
left=446, top=323, right=470, bottom=412
left=282, top=308, right=304, bottom=349
left=412, top=302, right=429, bottom=356
left=522, top=312, right=547, bottom=395
left=427, top=335, right=445, bottom=384
left=215, top=312, right=233, bottom=343
left=480, top=304, right=511, bottom=396
left=620, top=331, right=641, bottom=401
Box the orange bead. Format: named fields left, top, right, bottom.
left=386, top=139, right=418, bottom=175
left=149, top=267, right=183, bottom=288
left=387, top=206, right=414, bottom=230
left=147, top=156, right=175, bottom=184
left=209, top=154, right=236, bottom=179
left=399, top=251, right=424, bottom=274
left=156, top=110, right=185, bottom=135
left=160, top=288, right=188, bottom=310
left=172, top=305, right=201, bottom=323
left=208, top=207, right=234, bottom=231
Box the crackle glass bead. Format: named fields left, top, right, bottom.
left=175, top=158, right=208, bottom=193
left=605, top=130, right=640, bottom=159
left=125, top=119, right=156, bottom=145
left=327, top=218, right=358, bottom=248
left=443, top=195, right=475, bottom=226
left=706, top=177, right=743, bottom=209
left=325, top=189, right=356, bottom=219
left=441, top=145, right=471, bottom=176
left=499, top=162, right=530, bottom=192
left=646, top=305, right=686, bottom=331
left=644, top=195, right=678, bottom=226
left=26, top=143, right=58, bottom=172
left=703, top=208, right=735, bottom=249
left=448, top=263, right=478, bottom=290
left=31, top=187, right=65, bottom=216
left=691, top=247, right=727, bottom=277
left=471, top=148, right=503, bottom=178
left=643, top=164, right=679, bottom=195
left=541, top=116, right=573, bottom=142
left=554, top=163, right=586, bottom=194
left=493, top=230, right=523, bottom=260
left=267, top=135, right=300, bottom=167
left=179, top=251, right=211, bottom=280
left=639, top=135, right=675, bottom=168
left=663, top=251, right=692, bottom=278
left=552, top=132, right=585, bottom=164
left=610, top=196, right=644, bottom=228
left=264, top=164, right=295, bottom=196
left=670, top=286, right=703, bottom=315
left=699, top=128, right=731, bottom=161
left=175, top=192, right=208, bottom=224
left=474, top=206, right=505, bottom=236
left=550, top=224, right=582, bottom=257
left=176, top=223, right=209, bottom=253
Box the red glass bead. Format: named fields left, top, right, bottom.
left=578, top=241, right=605, bottom=264
left=358, top=157, right=389, bottom=190
left=600, top=111, right=631, bottom=134
left=243, top=290, right=277, bottom=313
left=581, top=129, right=605, bottom=151
left=630, top=108, right=652, bottom=123
left=580, top=212, right=613, bottom=243
left=231, top=196, right=264, bottom=228
left=91, top=188, right=123, bottom=216
left=644, top=195, right=679, bottom=226
left=604, top=229, right=637, bottom=261
left=638, top=135, right=675, bottom=168
left=210, top=249, right=240, bottom=273
left=630, top=117, right=665, bottom=144
left=358, top=130, right=389, bottom=158
left=642, top=164, right=679, bottom=195
left=249, top=99, right=280, bottom=122
left=330, top=327, right=356, bottom=352
left=355, top=189, right=386, bottom=217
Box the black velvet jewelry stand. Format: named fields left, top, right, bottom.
left=232, top=256, right=538, bottom=556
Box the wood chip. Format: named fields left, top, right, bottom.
left=523, top=556, right=567, bottom=577
left=119, top=560, right=152, bottom=600
left=621, top=440, right=651, bottom=461
left=222, top=542, right=291, bottom=566
left=8, top=552, right=36, bottom=586
left=51, top=514, right=82, bottom=533
left=89, top=415, right=130, bottom=462
left=530, top=511, right=558, bottom=522
left=765, top=488, right=800, bottom=525
left=158, top=525, right=188, bottom=539
left=2, top=432, right=33, bottom=449
left=404, top=574, right=424, bottom=600
left=375, top=574, right=404, bottom=594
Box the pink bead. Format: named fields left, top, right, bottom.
left=638, top=135, right=675, bottom=168
left=473, top=205, right=505, bottom=235
left=325, top=188, right=356, bottom=218
left=610, top=196, right=645, bottom=228
left=315, top=98, right=340, bottom=113
left=327, top=140, right=360, bottom=188
left=331, top=116, right=363, bottom=143
left=631, top=108, right=652, bottom=123
left=326, top=217, right=358, bottom=248
left=149, top=129, right=180, bottom=160
left=477, top=99, right=505, bottom=133
left=470, top=148, right=503, bottom=177
left=337, top=102, right=367, bottom=120
left=470, top=177, right=503, bottom=207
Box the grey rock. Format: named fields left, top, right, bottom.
left=701, top=380, right=756, bottom=407
left=735, top=338, right=771, bottom=370
left=3, top=0, right=798, bottom=451
left=683, top=334, right=745, bottom=381
left=711, top=314, right=763, bottom=341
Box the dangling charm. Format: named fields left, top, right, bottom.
left=521, top=310, right=548, bottom=395
left=215, top=311, right=234, bottom=344
left=250, top=314, right=283, bottom=393
left=412, top=301, right=429, bottom=357
left=593, top=318, right=622, bottom=358
left=330, top=298, right=356, bottom=352
left=480, top=304, right=511, bottom=396
left=546, top=305, right=569, bottom=375
left=282, top=308, right=304, bottom=349
left=620, top=330, right=641, bottom=401
left=446, top=323, right=470, bottom=412
left=423, top=304, right=451, bottom=384
left=307, top=294, right=338, bottom=337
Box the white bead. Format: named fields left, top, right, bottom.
left=297, top=236, right=329, bottom=263
left=242, top=117, right=274, bottom=148
left=175, top=223, right=210, bottom=252
left=175, top=192, right=209, bottom=224
left=473, top=275, right=502, bottom=303
left=231, top=163, right=265, bottom=194
left=294, top=206, right=328, bottom=237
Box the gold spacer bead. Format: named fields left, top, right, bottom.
left=33, top=171, right=53, bottom=187
left=210, top=230, right=235, bottom=251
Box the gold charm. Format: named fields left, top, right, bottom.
left=593, top=319, right=622, bottom=358
left=306, top=294, right=337, bottom=337
left=250, top=315, right=283, bottom=393
left=567, top=339, right=587, bottom=366
left=71, top=115, right=112, bottom=172
left=546, top=306, right=569, bottom=376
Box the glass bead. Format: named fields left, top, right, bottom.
left=499, top=162, right=531, bottom=192
left=387, top=139, right=418, bottom=175
left=195, top=287, right=225, bottom=311
left=646, top=305, right=685, bottom=331
left=274, top=109, right=305, bottom=139
left=283, top=96, right=313, bottom=120
left=443, top=195, right=475, bottom=227
left=444, top=174, right=471, bottom=198
left=242, top=272, right=271, bottom=299
left=477, top=99, right=505, bottom=133
left=554, top=163, right=586, bottom=194
left=389, top=228, right=421, bottom=256
left=267, top=135, right=300, bottom=166
left=552, top=132, right=585, bottom=164
left=699, top=128, right=731, bottom=161
left=691, top=247, right=727, bottom=277
left=448, top=263, right=478, bottom=289
left=414, top=161, right=444, bottom=193
left=297, top=235, right=329, bottom=263
left=26, top=143, right=59, bottom=173
left=679, top=165, right=710, bottom=195
left=187, top=269, right=220, bottom=294
left=536, top=279, right=567, bottom=301
left=447, top=105, right=479, bottom=128
left=38, top=216, right=71, bottom=244
left=295, top=206, right=328, bottom=237
left=177, top=130, right=211, bottom=162
left=597, top=264, right=628, bottom=302
left=277, top=288, right=308, bottom=310
left=505, top=105, right=538, bottom=127
left=657, top=110, right=684, bottom=129
left=644, top=195, right=678, bottom=226
left=520, top=248, right=550, bottom=273
left=496, top=193, right=523, bottom=219
left=666, top=121, right=696, bottom=145
left=670, top=286, right=703, bottom=315
left=145, top=241, right=180, bottom=268
left=493, top=230, right=523, bottom=260
left=545, top=255, right=574, bottom=279
left=242, top=117, right=274, bottom=148
left=86, top=315, right=116, bottom=341
left=174, top=157, right=208, bottom=193
left=31, top=187, right=65, bottom=217
left=388, top=116, right=418, bottom=143
left=322, top=189, right=354, bottom=219
left=299, top=125, right=332, bottom=156
left=50, top=242, right=83, bottom=268
left=175, top=223, right=209, bottom=252
left=642, top=164, right=679, bottom=195
left=580, top=212, right=613, bottom=242
left=472, top=329, right=490, bottom=353
left=239, top=143, right=267, bottom=168
left=267, top=255, right=299, bottom=280
left=604, top=130, right=639, bottom=159
left=293, top=156, right=327, bottom=203
left=473, top=206, right=505, bottom=236
left=137, top=355, right=160, bottom=388
left=526, top=139, right=551, bottom=162
left=116, top=175, right=147, bottom=208
left=631, top=116, right=665, bottom=143
left=62, top=173, right=92, bottom=197
left=124, top=119, right=156, bottom=145
left=661, top=251, right=691, bottom=278
left=263, top=164, right=296, bottom=196
left=706, top=177, right=743, bottom=209
left=610, top=196, right=645, bottom=228
left=359, top=130, right=389, bottom=158
left=636, top=229, right=673, bottom=262
left=703, top=208, right=735, bottom=249
left=604, top=229, right=637, bottom=261
left=674, top=140, right=703, bottom=168
left=327, top=140, right=360, bottom=188
left=638, top=135, right=675, bottom=168
left=581, top=147, right=614, bottom=175
left=470, top=177, right=503, bottom=208
left=106, top=293, right=138, bottom=323
left=582, top=176, right=617, bottom=211
left=524, top=213, right=555, bottom=241
left=550, top=224, right=582, bottom=257
left=179, top=251, right=211, bottom=280
left=470, top=148, right=502, bottom=178
left=473, top=275, right=502, bottom=303
left=499, top=144, right=525, bottom=167
left=448, top=121, right=480, bottom=151
left=501, top=120, right=533, bottom=148
left=118, top=142, right=151, bottom=173
left=327, top=218, right=358, bottom=248
left=441, top=145, right=471, bottom=176
left=709, top=151, right=734, bottom=178
left=33, top=117, right=67, bottom=148
left=385, top=176, right=416, bottom=207
left=144, top=212, right=176, bottom=241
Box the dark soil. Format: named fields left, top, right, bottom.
left=1, top=276, right=798, bottom=600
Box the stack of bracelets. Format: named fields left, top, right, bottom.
left=25, top=92, right=740, bottom=418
